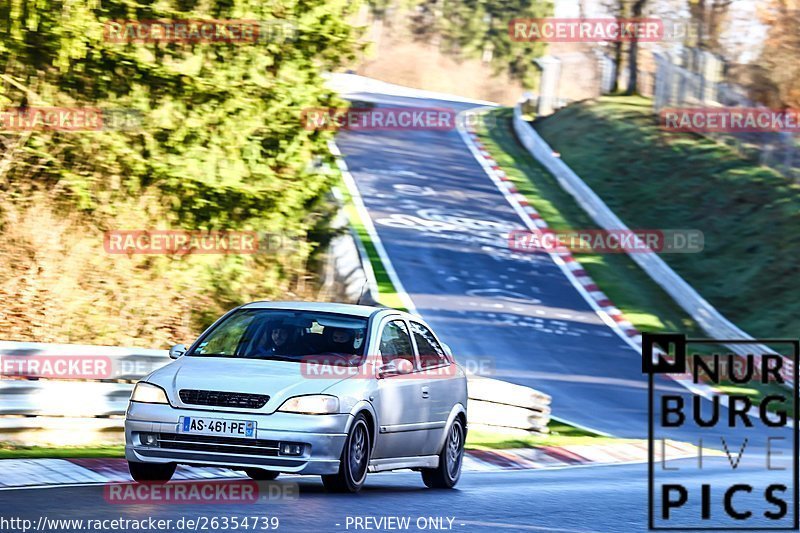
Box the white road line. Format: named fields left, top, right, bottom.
left=455, top=108, right=733, bottom=411
left=328, top=140, right=418, bottom=315
left=455, top=110, right=641, bottom=358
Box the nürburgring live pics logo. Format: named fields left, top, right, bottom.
left=643, top=333, right=799, bottom=530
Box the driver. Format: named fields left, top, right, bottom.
left=270, top=326, right=289, bottom=352
left=248, top=324, right=290, bottom=357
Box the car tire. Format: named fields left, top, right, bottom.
left=244, top=468, right=280, bottom=481
left=128, top=461, right=176, bottom=483
left=421, top=418, right=464, bottom=489
left=321, top=413, right=371, bottom=493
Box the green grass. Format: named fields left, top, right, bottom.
left=0, top=444, right=124, bottom=459
left=335, top=177, right=407, bottom=311
left=716, top=379, right=794, bottom=417
left=477, top=107, right=708, bottom=337
left=476, top=103, right=796, bottom=413
left=465, top=421, right=627, bottom=450
left=532, top=96, right=800, bottom=339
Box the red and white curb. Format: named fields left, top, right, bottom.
left=0, top=443, right=689, bottom=489
left=458, top=113, right=642, bottom=351
left=457, top=110, right=736, bottom=405
left=0, top=459, right=246, bottom=489
left=469, top=439, right=706, bottom=471
left=0, top=453, right=563, bottom=489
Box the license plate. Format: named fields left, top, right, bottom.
left=178, top=417, right=256, bottom=438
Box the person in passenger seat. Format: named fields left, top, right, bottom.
left=329, top=328, right=353, bottom=353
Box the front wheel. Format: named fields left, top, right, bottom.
left=128, top=461, right=176, bottom=483
left=322, top=413, right=371, bottom=493
left=421, top=418, right=464, bottom=489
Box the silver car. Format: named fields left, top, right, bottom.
left=125, top=301, right=468, bottom=492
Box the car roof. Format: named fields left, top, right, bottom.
left=239, top=300, right=401, bottom=319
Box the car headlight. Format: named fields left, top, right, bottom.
left=130, top=382, right=169, bottom=404
left=277, top=395, right=339, bottom=415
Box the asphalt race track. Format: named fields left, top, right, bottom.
left=336, top=91, right=644, bottom=436
left=0, top=459, right=790, bottom=532
left=335, top=88, right=788, bottom=446
left=0, top=84, right=794, bottom=533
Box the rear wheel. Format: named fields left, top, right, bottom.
left=322, top=413, right=371, bottom=493
left=421, top=418, right=464, bottom=489
left=128, top=461, right=176, bottom=483
left=244, top=469, right=279, bottom=481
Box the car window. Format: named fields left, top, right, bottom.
left=198, top=312, right=256, bottom=356
left=411, top=322, right=448, bottom=368
left=379, top=320, right=415, bottom=367
left=189, top=309, right=367, bottom=364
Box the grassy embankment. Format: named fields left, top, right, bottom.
left=477, top=98, right=798, bottom=408
left=532, top=96, right=800, bottom=339
left=334, top=176, right=407, bottom=311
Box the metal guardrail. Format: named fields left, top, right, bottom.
left=511, top=103, right=794, bottom=386
left=467, top=376, right=551, bottom=434
left=0, top=341, right=167, bottom=382
left=0, top=342, right=551, bottom=445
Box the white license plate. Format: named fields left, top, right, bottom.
left=178, top=416, right=256, bottom=438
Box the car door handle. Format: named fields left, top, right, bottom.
left=421, top=386, right=429, bottom=399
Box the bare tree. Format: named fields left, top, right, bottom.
left=625, top=0, right=648, bottom=94
left=755, top=0, right=800, bottom=108
left=690, top=0, right=734, bottom=52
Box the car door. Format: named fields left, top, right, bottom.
left=409, top=320, right=459, bottom=455
left=370, top=317, right=429, bottom=459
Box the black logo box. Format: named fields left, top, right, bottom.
left=643, top=333, right=799, bottom=531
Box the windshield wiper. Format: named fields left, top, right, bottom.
left=251, top=355, right=302, bottom=362
left=187, top=353, right=302, bottom=362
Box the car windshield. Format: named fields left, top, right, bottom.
left=187, top=309, right=368, bottom=364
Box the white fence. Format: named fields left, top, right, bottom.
left=0, top=342, right=551, bottom=445
left=512, top=104, right=794, bottom=386
left=653, top=50, right=799, bottom=180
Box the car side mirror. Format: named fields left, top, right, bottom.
left=377, top=358, right=413, bottom=378
left=169, top=344, right=187, bottom=359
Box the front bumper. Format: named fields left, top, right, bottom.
left=125, top=401, right=350, bottom=475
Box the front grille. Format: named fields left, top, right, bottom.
left=158, top=433, right=280, bottom=456
left=179, top=389, right=269, bottom=409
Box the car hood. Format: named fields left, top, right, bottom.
left=146, top=356, right=357, bottom=413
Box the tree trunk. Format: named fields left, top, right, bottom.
left=625, top=0, right=647, bottom=95
left=611, top=40, right=622, bottom=93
